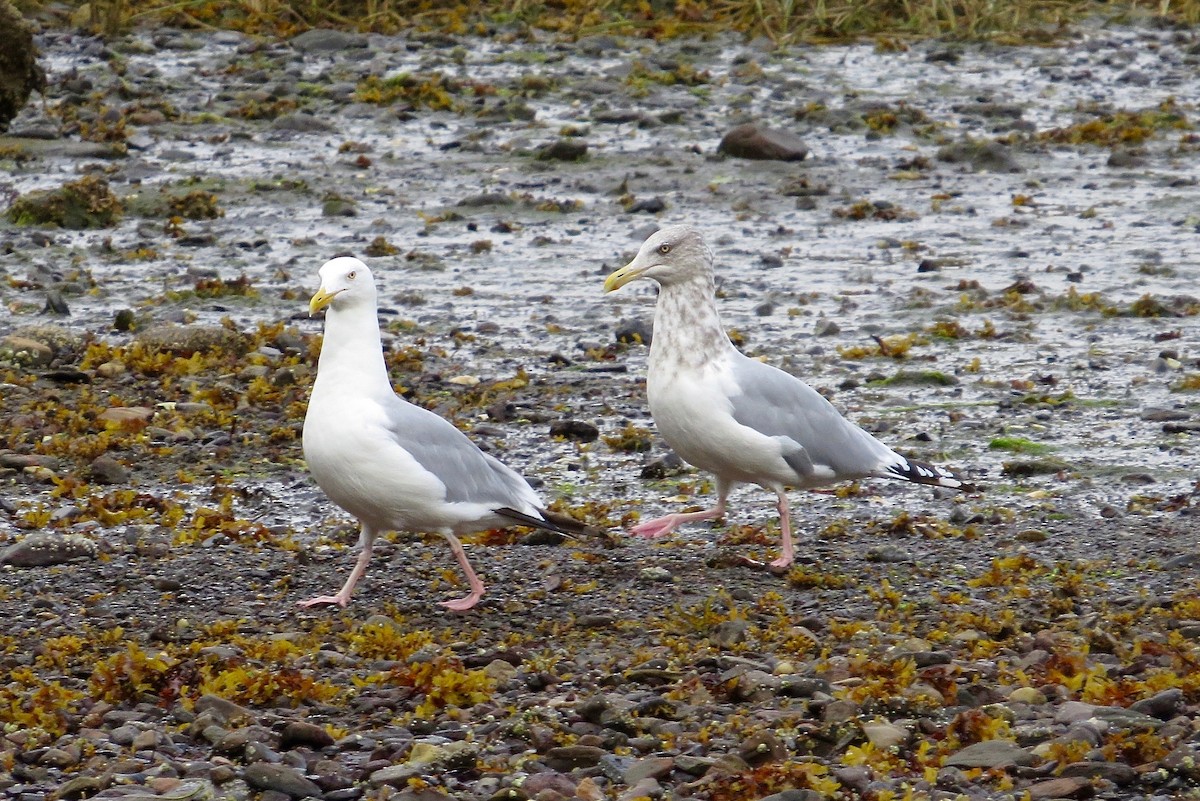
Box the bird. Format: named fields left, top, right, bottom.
left=603, top=225, right=973, bottom=568
left=301, top=256, right=583, bottom=610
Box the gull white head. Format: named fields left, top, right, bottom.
left=310, top=257, right=377, bottom=316
left=603, top=225, right=713, bottom=292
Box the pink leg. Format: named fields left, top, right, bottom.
left=631, top=478, right=732, bottom=539
left=438, top=532, right=486, bottom=612
left=631, top=498, right=727, bottom=539
left=769, top=489, right=795, bottom=568
left=298, top=526, right=375, bottom=608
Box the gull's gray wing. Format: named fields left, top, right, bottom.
left=727, top=352, right=897, bottom=479
left=380, top=395, right=540, bottom=509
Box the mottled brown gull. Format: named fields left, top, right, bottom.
left=604, top=225, right=973, bottom=567
left=301, top=257, right=579, bottom=610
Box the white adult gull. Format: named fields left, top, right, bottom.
left=301, top=256, right=581, bottom=611
left=603, top=225, right=973, bottom=567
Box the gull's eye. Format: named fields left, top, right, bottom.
left=658, top=243, right=671, bottom=254
left=347, top=271, right=357, bottom=280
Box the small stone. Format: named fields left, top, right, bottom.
left=614, top=317, right=653, bottom=346
left=369, top=763, right=422, bottom=788
left=944, top=739, right=1033, bottom=768
left=1089, top=705, right=1163, bottom=731
left=322, top=196, right=357, bottom=216
left=1162, top=743, right=1200, bottom=780
left=936, top=138, right=1023, bottom=172
left=131, top=729, right=159, bottom=751
left=738, top=731, right=786, bottom=764
left=573, top=777, right=603, bottom=801
left=537, top=139, right=587, bottom=161
left=243, top=762, right=323, bottom=799
left=821, top=699, right=858, bottom=723
left=457, top=192, right=513, bottom=207
left=622, top=756, right=673, bottom=785
left=778, top=676, right=830, bottom=697
left=718, top=123, right=808, bottom=161
left=483, top=658, right=518, bottom=685
left=98, top=406, right=154, bottom=425
left=520, top=770, right=576, bottom=798
left=864, top=544, right=910, bottom=563
left=598, top=754, right=636, bottom=783
left=862, top=722, right=908, bottom=750
left=89, top=455, right=131, bottom=484
left=544, top=745, right=607, bottom=770
left=279, top=720, right=334, bottom=750
left=1025, top=775, right=1092, bottom=800
left=674, top=755, right=715, bottom=776
left=96, top=360, right=126, bottom=378
left=755, top=792, right=826, bottom=801
left=194, top=693, right=255, bottom=724
left=1059, top=761, right=1136, bottom=786
left=639, top=566, right=672, bottom=583
left=38, top=747, right=78, bottom=767
left=813, top=318, right=840, bottom=337
left=1008, top=686, right=1048, bottom=705
left=640, top=452, right=685, bottom=479
left=710, top=619, right=749, bottom=647
left=626, top=197, right=665, bottom=214
left=1129, top=687, right=1183, bottom=720
left=55, top=776, right=103, bottom=799
left=1049, top=702, right=1096, bottom=727
left=0, top=452, right=59, bottom=470
left=43, top=290, right=69, bottom=315
left=549, top=419, right=599, bottom=441
left=290, top=28, right=368, bottom=51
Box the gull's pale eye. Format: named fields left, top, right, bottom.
left=658, top=243, right=671, bottom=254
left=347, top=271, right=357, bottom=280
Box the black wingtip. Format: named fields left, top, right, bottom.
left=495, top=507, right=603, bottom=538
left=884, top=457, right=977, bottom=493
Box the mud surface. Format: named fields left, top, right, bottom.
left=1, top=20, right=1199, bottom=801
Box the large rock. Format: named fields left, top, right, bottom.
left=0, top=0, right=44, bottom=131
left=718, top=123, right=808, bottom=161
left=134, top=324, right=247, bottom=356
left=289, top=28, right=368, bottom=52
left=936, top=137, right=1023, bottom=172
left=0, top=531, right=97, bottom=567
left=8, top=176, right=123, bottom=229
left=0, top=335, right=53, bottom=366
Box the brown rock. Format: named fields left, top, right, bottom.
left=98, top=407, right=155, bottom=426
left=718, top=123, right=808, bottom=161
left=623, top=756, right=674, bottom=785
left=1026, top=775, right=1094, bottom=799
left=89, top=455, right=131, bottom=484
left=279, top=720, right=335, bottom=750
left=544, top=745, right=607, bottom=770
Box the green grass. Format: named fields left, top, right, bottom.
left=24, top=0, right=1200, bottom=43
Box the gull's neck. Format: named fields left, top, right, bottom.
left=314, top=304, right=394, bottom=395
left=649, top=274, right=736, bottom=373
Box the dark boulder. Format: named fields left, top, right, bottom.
left=0, top=0, right=45, bottom=131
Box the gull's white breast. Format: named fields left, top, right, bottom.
left=303, top=390, right=454, bottom=531
left=647, top=357, right=796, bottom=487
